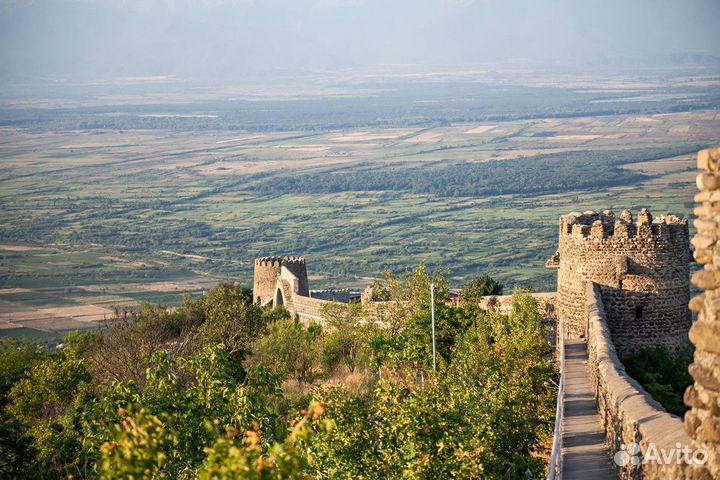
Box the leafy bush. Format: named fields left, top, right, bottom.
left=0, top=273, right=556, bottom=479
left=459, top=273, right=503, bottom=305
left=623, top=346, right=693, bottom=416
left=301, top=292, right=555, bottom=479
left=0, top=339, right=47, bottom=407
left=248, top=319, right=322, bottom=383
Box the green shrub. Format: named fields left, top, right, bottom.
left=623, top=347, right=693, bottom=416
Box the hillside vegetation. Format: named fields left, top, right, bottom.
left=623, top=346, right=693, bottom=416
left=0, top=268, right=556, bottom=479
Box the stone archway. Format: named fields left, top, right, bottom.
left=275, top=288, right=284, bottom=307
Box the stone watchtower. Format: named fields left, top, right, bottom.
left=252, top=256, right=309, bottom=305
left=549, top=209, right=691, bottom=357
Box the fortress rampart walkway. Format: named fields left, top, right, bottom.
left=549, top=282, right=696, bottom=479
left=558, top=338, right=615, bottom=479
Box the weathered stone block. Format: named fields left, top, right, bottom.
left=693, top=268, right=720, bottom=291
left=690, top=363, right=720, bottom=391
left=685, top=385, right=705, bottom=409
left=702, top=417, right=720, bottom=443
left=695, top=248, right=713, bottom=264
left=689, top=321, right=720, bottom=355
left=690, top=294, right=706, bottom=313
left=697, top=173, right=720, bottom=191
left=697, top=148, right=720, bottom=172
left=687, top=410, right=702, bottom=436
left=695, top=218, right=718, bottom=233
left=693, top=234, right=716, bottom=250
left=691, top=466, right=713, bottom=480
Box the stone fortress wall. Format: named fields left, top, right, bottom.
left=253, top=256, right=309, bottom=306
left=550, top=208, right=695, bottom=478
left=558, top=147, right=720, bottom=479
left=554, top=208, right=691, bottom=357
left=477, top=292, right=557, bottom=318
left=685, top=147, right=720, bottom=480
left=585, top=282, right=692, bottom=479
left=252, top=255, right=338, bottom=323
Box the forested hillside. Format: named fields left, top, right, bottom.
left=0, top=268, right=556, bottom=479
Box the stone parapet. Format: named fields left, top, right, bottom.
left=686, top=147, right=720, bottom=479
left=585, top=282, right=693, bottom=479
left=477, top=292, right=557, bottom=318
left=561, top=210, right=687, bottom=243
left=292, top=294, right=334, bottom=317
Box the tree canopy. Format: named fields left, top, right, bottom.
left=0, top=271, right=556, bottom=479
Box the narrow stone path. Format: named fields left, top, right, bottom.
left=560, top=339, right=616, bottom=479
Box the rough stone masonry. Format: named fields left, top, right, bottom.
left=686, top=147, right=720, bottom=480
left=552, top=207, right=691, bottom=358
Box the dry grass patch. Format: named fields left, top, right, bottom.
left=546, top=134, right=600, bottom=142
left=321, top=368, right=375, bottom=396
left=0, top=245, right=46, bottom=252
left=214, top=135, right=265, bottom=144
left=79, top=280, right=214, bottom=294
left=0, top=288, right=32, bottom=295
left=403, top=132, right=442, bottom=143
left=465, top=125, right=497, bottom=134
left=328, top=131, right=411, bottom=142
left=275, top=144, right=331, bottom=152
left=0, top=305, right=103, bottom=329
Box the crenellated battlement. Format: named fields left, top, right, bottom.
left=253, top=255, right=309, bottom=305
left=554, top=206, right=691, bottom=349
left=560, top=208, right=687, bottom=243
left=255, top=256, right=306, bottom=267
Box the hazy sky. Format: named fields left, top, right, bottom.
left=1, top=0, right=719, bottom=81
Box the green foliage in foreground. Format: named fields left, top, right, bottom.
left=0, top=271, right=556, bottom=479
left=623, top=346, right=693, bottom=416
left=460, top=274, right=504, bottom=305
left=303, top=296, right=552, bottom=479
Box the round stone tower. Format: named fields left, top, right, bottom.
left=554, top=208, right=691, bottom=357
left=252, top=256, right=309, bottom=305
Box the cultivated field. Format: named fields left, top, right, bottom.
left=1, top=72, right=719, bottom=338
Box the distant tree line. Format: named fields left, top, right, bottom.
left=2, top=84, right=719, bottom=132
left=260, top=146, right=701, bottom=197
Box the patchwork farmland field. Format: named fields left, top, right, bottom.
left=1, top=74, right=719, bottom=338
